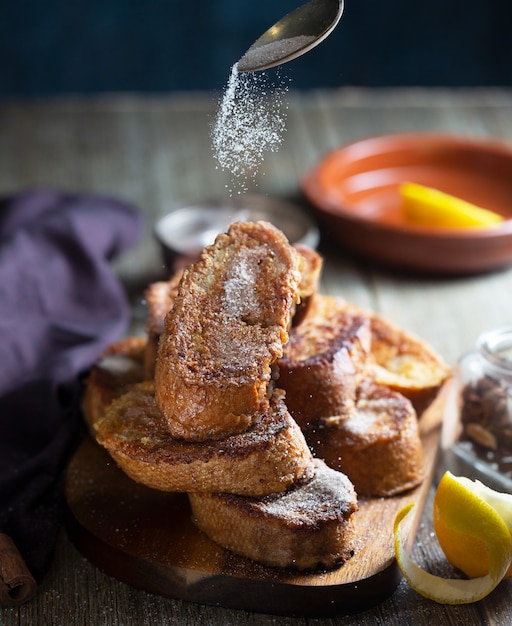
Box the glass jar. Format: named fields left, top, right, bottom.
left=442, top=326, right=512, bottom=492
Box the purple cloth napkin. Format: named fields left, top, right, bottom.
left=0, top=188, right=142, bottom=582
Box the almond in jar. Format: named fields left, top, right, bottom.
left=442, top=326, right=512, bottom=492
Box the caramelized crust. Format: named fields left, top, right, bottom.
left=292, top=243, right=323, bottom=325
left=95, top=383, right=314, bottom=496
left=311, top=380, right=424, bottom=497
left=81, top=336, right=146, bottom=431
left=143, top=245, right=322, bottom=382
left=154, top=221, right=303, bottom=441
left=278, top=294, right=372, bottom=429
left=366, top=311, right=451, bottom=414
left=295, top=294, right=450, bottom=415
left=189, top=459, right=357, bottom=570
left=143, top=270, right=182, bottom=379
left=144, top=274, right=181, bottom=337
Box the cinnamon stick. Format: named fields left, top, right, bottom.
left=0, top=533, right=37, bottom=606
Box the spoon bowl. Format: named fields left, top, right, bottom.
left=237, top=0, right=344, bottom=73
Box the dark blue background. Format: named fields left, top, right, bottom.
left=0, top=0, right=510, bottom=97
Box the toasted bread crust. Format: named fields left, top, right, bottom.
left=189, top=459, right=357, bottom=570
left=95, top=383, right=314, bottom=496
left=311, top=380, right=424, bottom=497
left=292, top=243, right=323, bottom=325
left=81, top=336, right=147, bottom=431
left=143, top=245, right=322, bottom=382
left=143, top=271, right=183, bottom=379
left=154, top=221, right=303, bottom=441
left=366, top=311, right=451, bottom=414
left=278, top=295, right=372, bottom=429
left=291, top=294, right=450, bottom=415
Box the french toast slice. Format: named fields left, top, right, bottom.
left=311, top=379, right=424, bottom=497
left=94, top=383, right=314, bottom=496
left=142, top=244, right=321, bottom=384
left=292, top=243, right=323, bottom=326
left=287, top=293, right=450, bottom=415
left=81, top=336, right=146, bottom=431
left=188, top=458, right=357, bottom=571
left=365, top=310, right=451, bottom=414
left=278, top=294, right=372, bottom=430
left=154, top=221, right=304, bottom=441
left=143, top=270, right=182, bottom=380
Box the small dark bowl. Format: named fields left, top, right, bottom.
left=154, top=195, right=319, bottom=272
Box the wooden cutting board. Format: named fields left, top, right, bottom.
left=65, top=387, right=446, bottom=618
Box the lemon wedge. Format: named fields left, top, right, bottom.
left=394, top=472, right=512, bottom=604
left=400, top=182, right=504, bottom=229
left=434, top=473, right=512, bottom=579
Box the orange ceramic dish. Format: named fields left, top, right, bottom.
left=302, top=133, right=512, bottom=274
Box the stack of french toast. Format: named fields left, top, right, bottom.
left=83, top=221, right=450, bottom=572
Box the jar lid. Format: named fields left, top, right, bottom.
left=477, top=325, right=512, bottom=382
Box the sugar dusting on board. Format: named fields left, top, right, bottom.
left=211, top=63, right=290, bottom=194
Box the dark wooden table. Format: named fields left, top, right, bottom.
left=1, top=88, right=512, bottom=625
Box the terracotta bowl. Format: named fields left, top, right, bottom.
left=302, top=133, right=512, bottom=274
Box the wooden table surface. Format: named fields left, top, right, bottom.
left=1, top=87, right=512, bottom=625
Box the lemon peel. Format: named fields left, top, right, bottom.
left=456, top=476, right=512, bottom=528
left=400, top=182, right=504, bottom=229
left=394, top=472, right=512, bottom=604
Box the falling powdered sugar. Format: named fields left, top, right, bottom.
left=211, top=64, right=290, bottom=192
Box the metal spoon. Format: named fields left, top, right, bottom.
left=236, top=0, right=344, bottom=73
